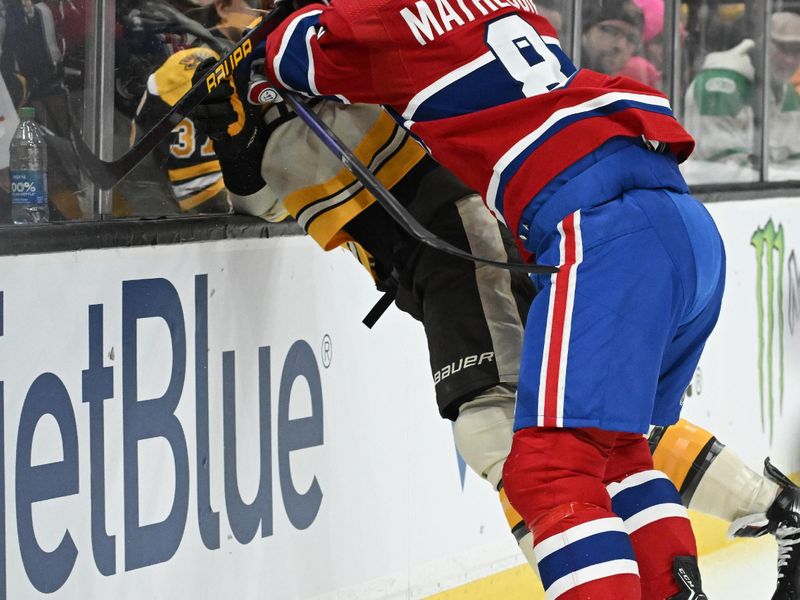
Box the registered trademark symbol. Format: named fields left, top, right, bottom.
left=683, top=366, right=703, bottom=400
left=693, top=367, right=703, bottom=395
left=321, top=334, right=332, bottom=368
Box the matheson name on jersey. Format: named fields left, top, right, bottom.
left=401, top=0, right=538, bottom=45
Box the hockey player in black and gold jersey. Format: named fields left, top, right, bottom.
left=130, top=0, right=265, bottom=214
left=189, top=20, right=800, bottom=597
left=132, top=46, right=230, bottom=213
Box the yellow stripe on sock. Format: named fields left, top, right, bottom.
left=499, top=487, right=525, bottom=531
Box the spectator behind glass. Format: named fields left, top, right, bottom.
left=1, top=0, right=89, bottom=221
left=626, top=0, right=664, bottom=88
left=682, top=12, right=800, bottom=183
left=581, top=0, right=644, bottom=75
left=185, top=0, right=259, bottom=37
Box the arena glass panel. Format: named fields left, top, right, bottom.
left=0, top=0, right=94, bottom=223
left=110, top=0, right=249, bottom=219
left=679, top=1, right=800, bottom=186
left=1, top=0, right=797, bottom=233
left=764, top=1, right=800, bottom=181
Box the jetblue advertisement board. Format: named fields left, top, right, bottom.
left=0, top=237, right=517, bottom=599
left=2, top=197, right=799, bottom=599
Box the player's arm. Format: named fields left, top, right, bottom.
left=189, top=55, right=289, bottom=221
left=263, top=3, right=378, bottom=103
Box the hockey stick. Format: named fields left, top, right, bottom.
left=280, top=90, right=558, bottom=275
left=69, top=2, right=292, bottom=190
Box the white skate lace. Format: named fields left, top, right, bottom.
left=776, top=524, right=800, bottom=579
left=727, top=513, right=768, bottom=538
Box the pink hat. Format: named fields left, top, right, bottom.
left=634, top=0, right=664, bottom=44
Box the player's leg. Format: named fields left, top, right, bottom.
left=650, top=419, right=781, bottom=524
left=504, top=205, right=675, bottom=599
left=395, top=190, right=539, bottom=570
left=651, top=419, right=800, bottom=599
left=504, top=427, right=643, bottom=599
left=635, top=186, right=726, bottom=598
left=505, top=184, right=723, bottom=598
left=453, top=385, right=537, bottom=570
left=605, top=433, right=698, bottom=600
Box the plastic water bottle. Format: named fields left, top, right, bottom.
left=10, top=107, right=49, bottom=224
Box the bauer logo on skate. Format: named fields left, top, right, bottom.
left=0, top=275, right=324, bottom=598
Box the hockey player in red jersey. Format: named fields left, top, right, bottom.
left=259, top=1, right=724, bottom=598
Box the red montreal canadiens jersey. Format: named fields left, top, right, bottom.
left=264, top=0, right=695, bottom=246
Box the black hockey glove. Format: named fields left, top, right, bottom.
left=190, top=55, right=268, bottom=196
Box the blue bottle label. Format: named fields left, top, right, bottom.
left=10, top=171, right=47, bottom=205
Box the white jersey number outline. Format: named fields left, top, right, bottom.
left=485, top=15, right=568, bottom=97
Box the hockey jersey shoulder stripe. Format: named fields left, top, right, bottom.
left=283, top=113, right=426, bottom=250
left=402, top=39, right=574, bottom=125
left=302, top=134, right=421, bottom=239
left=294, top=120, right=407, bottom=224
left=402, top=51, right=495, bottom=120
left=304, top=136, right=424, bottom=251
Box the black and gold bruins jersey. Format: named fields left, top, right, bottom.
left=132, top=47, right=230, bottom=213
left=252, top=102, right=428, bottom=279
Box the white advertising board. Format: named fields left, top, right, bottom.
left=683, top=197, right=800, bottom=474
left=1, top=194, right=799, bottom=599
left=0, top=237, right=518, bottom=600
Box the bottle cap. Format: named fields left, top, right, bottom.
left=18, top=106, right=35, bottom=120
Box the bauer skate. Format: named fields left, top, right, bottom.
left=729, top=458, right=800, bottom=599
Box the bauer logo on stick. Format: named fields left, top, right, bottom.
left=206, top=39, right=253, bottom=92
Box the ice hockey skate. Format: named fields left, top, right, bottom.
left=729, top=459, right=800, bottom=599
left=668, top=556, right=708, bottom=600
